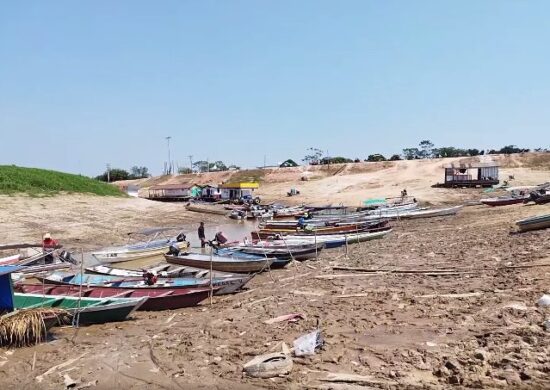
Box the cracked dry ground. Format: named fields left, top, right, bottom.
left=1, top=204, right=549, bottom=389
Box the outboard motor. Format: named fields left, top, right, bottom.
left=176, top=233, right=187, bottom=242
left=167, top=244, right=180, bottom=256
left=59, top=250, right=78, bottom=264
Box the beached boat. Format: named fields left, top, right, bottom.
left=15, top=284, right=212, bottom=311
left=85, top=263, right=245, bottom=280
left=515, top=214, right=550, bottom=232
left=480, top=196, right=527, bottom=207
left=233, top=243, right=324, bottom=261
left=13, top=293, right=146, bottom=324
left=399, top=206, right=463, bottom=219
left=165, top=253, right=274, bottom=273
left=35, top=271, right=251, bottom=295
left=272, top=229, right=392, bottom=249
left=92, top=227, right=188, bottom=263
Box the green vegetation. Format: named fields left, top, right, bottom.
left=0, top=165, right=125, bottom=196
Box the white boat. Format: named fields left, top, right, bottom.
left=515, top=214, right=550, bottom=232
left=92, top=227, right=188, bottom=263
left=399, top=205, right=463, bottom=219
left=273, top=229, right=392, bottom=249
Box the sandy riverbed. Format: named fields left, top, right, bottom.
left=0, top=200, right=549, bottom=389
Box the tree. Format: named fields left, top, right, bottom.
left=389, top=154, right=402, bottom=161
left=402, top=148, right=420, bottom=160
left=193, top=160, right=210, bottom=173
left=178, top=167, right=192, bottom=174
left=367, top=154, right=386, bottom=162
left=95, top=168, right=129, bottom=182
left=209, top=161, right=228, bottom=171
left=302, top=148, right=324, bottom=165
left=129, top=166, right=149, bottom=179
left=467, top=149, right=480, bottom=157
left=419, top=140, right=435, bottom=158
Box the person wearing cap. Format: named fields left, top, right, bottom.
left=42, top=233, right=59, bottom=264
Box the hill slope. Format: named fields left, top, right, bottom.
left=0, top=165, right=124, bottom=196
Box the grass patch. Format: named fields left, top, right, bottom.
left=0, top=165, right=125, bottom=197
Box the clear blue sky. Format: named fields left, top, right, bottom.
left=1, top=1, right=549, bottom=176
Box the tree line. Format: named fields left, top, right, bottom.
left=95, top=166, right=150, bottom=182
left=301, top=142, right=545, bottom=164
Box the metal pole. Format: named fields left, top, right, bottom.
left=106, top=164, right=110, bottom=183
left=209, top=245, right=213, bottom=306
left=166, top=136, right=172, bottom=174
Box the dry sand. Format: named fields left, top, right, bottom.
left=0, top=154, right=549, bottom=389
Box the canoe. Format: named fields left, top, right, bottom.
left=274, top=229, right=392, bottom=249
left=515, top=214, right=550, bottom=232
left=92, top=227, right=188, bottom=263
left=399, top=206, right=463, bottom=219
left=13, top=293, right=146, bottom=324
left=35, top=271, right=251, bottom=296
left=165, top=253, right=274, bottom=273
left=220, top=244, right=324, bottom=261
left=85, top=263, right=245, bottom=279
left=15, top=284, right=212, bottom=311
left=480, top=197, right=527, bottom=207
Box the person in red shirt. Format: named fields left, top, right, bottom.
left=42, top=233, right=59, bottom=264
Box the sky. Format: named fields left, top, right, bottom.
left=1, top=1, right=549, bottom=176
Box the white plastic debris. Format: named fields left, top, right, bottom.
left=537, top=295, right=550, bottom=307
left=293, top=330, right=323, bottom=356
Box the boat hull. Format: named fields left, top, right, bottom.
left=516, top=214, right=550, bottom=232
left=165, top=253, right=273, bottom=273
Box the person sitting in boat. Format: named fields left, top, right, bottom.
left=142, top=270, right=158, bottom=286
left=214, top=231, right=228, bottom=245
left=42, top=233, right=59, bottom=264
left=243, top=236, right=250, bottom=246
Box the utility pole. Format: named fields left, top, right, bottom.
left=188, top=155, right=193, bottom=173
left=106, top=163, right=111, bottom=182
left=165, top=136, right=172, bottom=174
left=263, top=155, right=266, bottom=168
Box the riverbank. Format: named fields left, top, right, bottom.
left=1, top=202, right=549, bottom=389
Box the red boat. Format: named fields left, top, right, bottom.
left=14, top=283, right=216, bottom=311
left=480, top=196, right=527, bottom=207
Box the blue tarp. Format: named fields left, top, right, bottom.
left=0, top=265, right=23, bottom=312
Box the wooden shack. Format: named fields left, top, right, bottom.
left=147, top=184, right=200, bottom=202
left=219, top=182, right=259, bottom=200
left=441, top=162, right=499, bottom=188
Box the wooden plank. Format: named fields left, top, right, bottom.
left=415, top=292, right=483, bottom=299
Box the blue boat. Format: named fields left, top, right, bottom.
left=36, top=271, right=251, bottom=294
left=215, top=249, right=291, bottom=269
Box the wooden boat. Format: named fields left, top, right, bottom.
left=85, top=263, right=245, bottom=280
left=235, top=243, right=324, bottom=261
left=36, top=271, right=251, bottom=295
left=515, top=214, right=550, bottom=232
left=400, top=206, right=463, bottom=219
left=15, top=284, right=212, bottom=311
left=480, top=196, right=527, bottom=207
left=165, top=253, right=274, bottom=273
left=252, top=221, right=389, bottom=239
left=534, top=194, right=550, bottom=205
left=0, top=254, right=21, bottom=265
left=13, top=293, right=146, bottom=324
left=92, top=227, right=188, bottom=263
left=272, top=229, right=392, bottom=249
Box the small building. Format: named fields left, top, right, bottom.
left=441, top=162, right=499, bottom=188
left=280, top=159, right=299, bottom=168
left=219, top=182, right=259, bottom=200
left=147, top=184, right=201, bottom=202
left=201, top=184, right=221, bottom=201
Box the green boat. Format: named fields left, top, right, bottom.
left=13, top=293, right=147, bottom=325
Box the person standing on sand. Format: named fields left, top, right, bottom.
left=198, top=222, right=206, bottom=248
